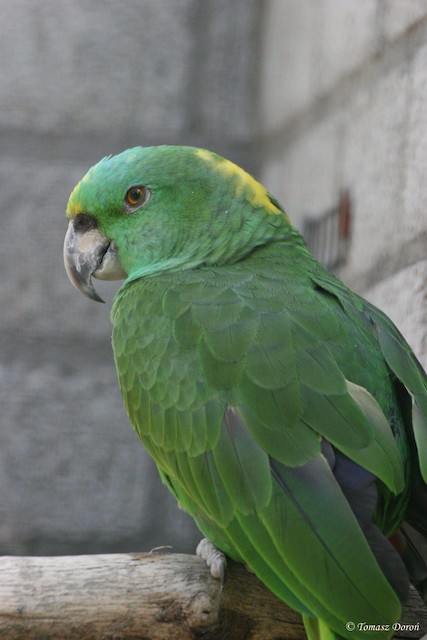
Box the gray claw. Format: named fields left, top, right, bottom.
left=196, top=538, right=227, bottom=589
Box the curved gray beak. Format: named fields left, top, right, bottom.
left=63, top=218, right=127, bottom=303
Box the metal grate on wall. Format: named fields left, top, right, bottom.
left=302, top=191, right=351, bottom=271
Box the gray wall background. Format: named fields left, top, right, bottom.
left=0, top=0, right=260, bottom=555
left=3, top=1, right=427, bottom=559
left=259, top=1, right=427, bottom=369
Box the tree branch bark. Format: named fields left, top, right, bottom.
left=0, top=553, right=425, bottom=639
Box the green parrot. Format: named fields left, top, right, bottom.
left=63, top=145, right=427, bottom=640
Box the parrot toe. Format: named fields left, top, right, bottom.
left=196, top=538, right=227, bottom=588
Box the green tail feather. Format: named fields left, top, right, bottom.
left=303, top=615, right=346, bottom=640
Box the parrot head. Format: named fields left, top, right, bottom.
left=64, top=145, right=290, bottom=302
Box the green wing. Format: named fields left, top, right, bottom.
left=366, top=301, right=427, bottom=482
left=111, top=248, right=427, bottom=640
left=313, top=270, right=427, bottom=528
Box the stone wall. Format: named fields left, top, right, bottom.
left=3, top=0, right=427, bottom=559
left=0, top=0, right=260, bottom=555
left=259, top=0, right=427, bottom=367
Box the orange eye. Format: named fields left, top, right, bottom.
left=124, top=186, right=150, bottom=211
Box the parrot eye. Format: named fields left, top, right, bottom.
left=124, top=186, right=150, bottom=212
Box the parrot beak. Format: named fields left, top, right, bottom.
left=64, top=217, right=127, bottom=303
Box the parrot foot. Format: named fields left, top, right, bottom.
left=196, top=538, right=227, bottom=588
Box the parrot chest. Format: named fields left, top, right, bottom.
left=111, top=275, right=233, bottom=464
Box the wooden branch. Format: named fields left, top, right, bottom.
left=0, top=553, right=425, bottom=639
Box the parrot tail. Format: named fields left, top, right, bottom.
left=302, top=615, right=346, bottom=640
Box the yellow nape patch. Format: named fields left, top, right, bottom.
left=196, top=149, right=283, bottom=215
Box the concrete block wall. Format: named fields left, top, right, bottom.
left=259, top=0, right=427, bottom=368
left=3, top=0, right=427, bottom=559
left=0, top=0, right=260, bottom=555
